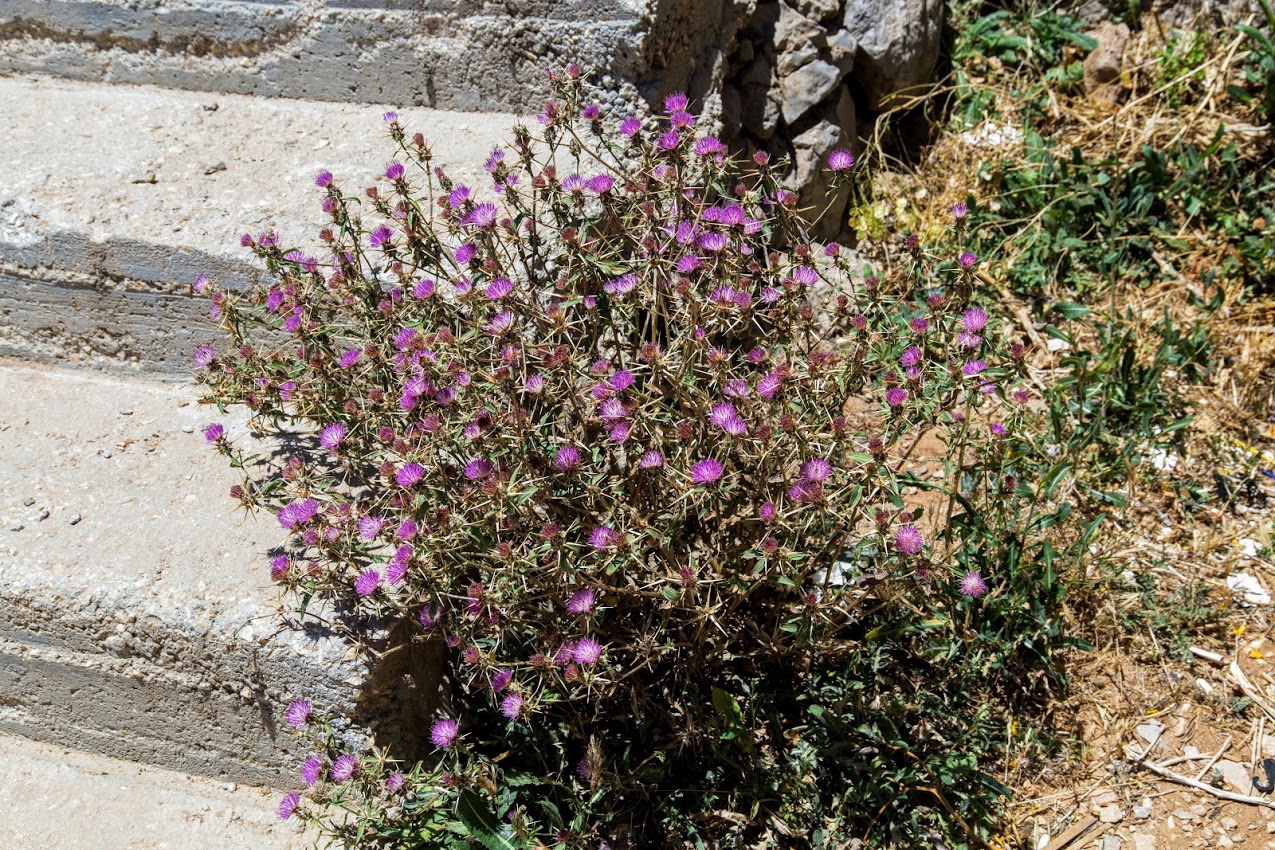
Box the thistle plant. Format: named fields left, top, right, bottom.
left=196, top=68, right=1077, bottom=849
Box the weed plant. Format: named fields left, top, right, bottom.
left=195, top=71, right=1092, bottom=848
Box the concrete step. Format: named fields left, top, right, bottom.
left=0, top=0, right=689, bottom=113
left=0, top=359, right=412, bottom=785
left=0, top=73, right=512, bottom=378
left=0, top=732, right=311, bottom=849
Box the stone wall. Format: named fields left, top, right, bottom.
left=0, top=0, right=948, bottom=236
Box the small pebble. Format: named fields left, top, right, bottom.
left=8, top=522, right=23, bottom=532
left=35, top=508, right=49, bottom=522
left=181, top=425, right=194, bottom=433
left=1103, top=835, right=1121, bottom=850
left=68, top=514, right=82, bottom=526
left=101, top=449, right=113, bottom=458
left=22, top=497, right=34, bottom=507
left=1099, top=805, right=1124, bottom=824
left=1226, top=819, right=1241, bottom=831
left=118, top=408, right=133, bottom=416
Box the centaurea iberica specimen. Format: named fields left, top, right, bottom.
left=197, top=68, right=1072, bottom=850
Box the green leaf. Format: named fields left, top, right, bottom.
left=456, top=790, right=526, bottom=850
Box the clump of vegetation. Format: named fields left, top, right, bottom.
left=195, top=68, right=1094, bottom=849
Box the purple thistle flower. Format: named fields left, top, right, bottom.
left=285, top=699, right=312, bottom=727
left=278, top=793, right=301, bottom=820
left=957, top=331, right=983, bottom=349
left=500, top=692, right=523, bottom=720
left=358, top=515, right=383, bottom=541
left=961, top=308, right=988, bottom=333
left=413, top=278, right=436, bottom=299
left=658, top=129, right=681, bottom=150
left=638, top=449, right=665, bottom=469
left=789, top=481, right=823, bottom=503
left=193, top=345, right=216, bottom=368
left=555, top=445, right=581, bottom=471
left=355, top=569, right=381, bottom=597
left=383, top=110, right=398, bottom=124
left=793, top=265, right=818, bottom=286
left=759, top=501, right=776, bottom=523
left=690, top=458, right=724, bottom=486
left=608, top=421, right=633, bottom=443
left=278, top=498, right=320, bottom=530
left=664, top=91, right=689, bottom=113
left=448, top=185, right=472, bottom=207
left=698, top=231, right=729, bottom=253
left=397, top=520, right=418, bottom=540
left=454, top=242, right=478, bottom=265
left=315, top=170, right=333, bottom=188
left=385, top=161, right=405, bottom=181
left=580, top=103, right=601, bottom=120
left=524, top=373, right=546, bottom=394
left=561, top=174, right=587, bottom=193
left=885, top=387, right=909, bottom=407
left=609, top=370, right=635, bottom=392
left=463, top=203, right=498, bottom=229
left=958, top=251, right=978, bottom=270
left=721, top=415, right=748, bottom=437
left=486, top=311, right=514, bottom=335
left=386, top=771, right=405, bottom=793
left=301, top=756, right=324, bottom=786
left=677, top=254, right=702, bottom=274
left=490, top=668, right=513, bottom=692
left=368, top=225, right=394, bottom=250
left=604, top=273, right=638, bottom=296
left=573, top=637, right=602, bottom=665
left=464, top=458, right=494, bottom=481
left=331, top=754, right=357, bottom=783
left=567, top=588, right=596, bottom=615
left=418, top=605, right=439, bottom=628
left=588, top=174, right=615, bottom=194
left=758, top=372, right=784, bottom=399
left=894, top=525, right=925, bottom=555
left=396, top=463, right=425, bottom=487
left=799, top=458, right=833, bottom=483
left=709, top=402, right=738, bottom=429
left=338, top=348, right=361, bottom=368
left=588, top=526, right=621, bottom=550
left=901, top=347, right=923, bottom=368
left=319, top=422, right=346, bottom=451
left=962, top=360, right=988, bottom=377
left=989, top=422, right=1007, bottom=437
left=484, top=277, right=514, bottom=299
left=951, top=201, right=968, bottom=219
left=694, top=136, right=727, bottom=157
left=827, top=149, right=855, bottom=171
left=959, top=570, right=988, bottom=598
left=620, top=116, right=642, bottom=137
left=203, top=423, right=225, bottom=444
left=430, top=717, right=460, bottom=749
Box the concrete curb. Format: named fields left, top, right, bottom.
left=0, top=74, right=513, bottom=378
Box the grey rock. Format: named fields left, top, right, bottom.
left=827, top=29, right=857, bottom=74
left=1103, top=834, right=1122, bottom=850
left=776, top=3, right=827, bottom=54
left=841, top=0, right=945, bottom=108
left=1083, top=21, right=1130, bottom=103
left=786, top=90, right=855, bottom=239
left=1098, top=805, right=1124, bottom=824
left=1132, top=800, right=1152, bottom=820
left=790, top=0, right=843, bottom=23
left=1135, top=720, right=1165, bottom=744
left=117, top=408, right=133, bottom=416
left=1132, top=834, right=1155, bottom=850
left=21, top=498, right=34, bottom=507
left=780, top=59, right=844, bottom=124
left=8, top=522, right=22, bottom=532
left=68, top=513, right=82, bottom=526
left=1215, top=759, right=1253, bottom=794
